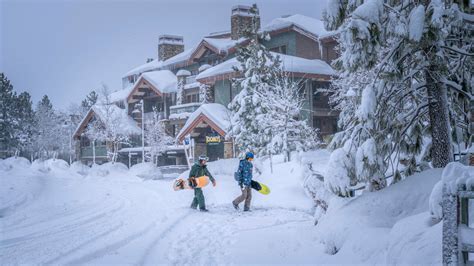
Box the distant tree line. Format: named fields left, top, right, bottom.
left=0, top=72, right=98, bottom=161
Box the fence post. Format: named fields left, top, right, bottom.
left=442, top=184, right=459, bottom=265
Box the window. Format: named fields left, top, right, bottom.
left=312, top=81, right=331, bottom=109
left=81, top=137, right=90, bottom=147
left=185, top=93, right=199, bottom=103
left=313, top=116, right=337, bottom=135
left=270, top=45, right=287, bottom=54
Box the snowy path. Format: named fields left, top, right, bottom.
left=0, top=159, right=327, bottom=265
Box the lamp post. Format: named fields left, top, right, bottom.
left=141, top=99, right=145, bottom=163
left=133, top=99, right=146, bottom=163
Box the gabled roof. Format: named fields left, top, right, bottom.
left=109, top=85, right=134, bottom=103
left=177, top=103, right=231, bottom=142
left=189, top=38, right=247, bottom=61
left=124, top=48, right=196, bottom=77
left=196, top=52, right=335, bottom=84
left=261, top=14, right=337, bottom=41
left=73, top=104, right=140, bottom=139
left=123, top=14, right=336, bottom=79
left=126, top=70, right=177, bottom=102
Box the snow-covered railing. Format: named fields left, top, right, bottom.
left=185, top=75, right=196, bottom=84
left=443, top=178, right=474, bottom=265
left=170, top=102, right=202, bottom=115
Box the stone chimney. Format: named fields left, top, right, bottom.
left=158, top=35, right=184, bottom=61
left=231, top=4, right=260, bottom=40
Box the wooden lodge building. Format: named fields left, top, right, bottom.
left=73, top=5, right=340, bottom=166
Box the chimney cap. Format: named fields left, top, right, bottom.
left=158, top=35, right=184, bottom=45
left=231, top=5, right=258, bottom=17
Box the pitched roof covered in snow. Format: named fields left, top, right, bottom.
left=73, top=104, right=140, bottom=139
left=109, top=85, right=134, bottom=103
left=123, top=14, right=336, bottom=79
left=196, top=52, right=335, bottom=84
left=124, top=48, right=196, bottom=77
left=126, top=70, right=177, bottom=102
left=176, top=103, right=231, bottom=142
left=261, top=14, right=336, bottom=40
left=140, top=71, right=177, bottom=93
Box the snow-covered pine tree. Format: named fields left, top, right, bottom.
left=0, top=73, right=18, bottom=157
left=324, top=0, right=472, bottom=192
left=145, top=107, right=174, bottom=164
left=258, top=73, right=319, bottom=162
left=15, top=92, right=36, bottom=158
left=34, top=95, right=62, bottom=159
left=81, top=90, right=98, bottom=111
left=229, top=3, right=282, bottom=156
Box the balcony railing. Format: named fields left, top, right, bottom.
left=185, top=75, right=197, bottom=85
left=170, top=102, right=202, bottom=115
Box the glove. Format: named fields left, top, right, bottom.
left=212, top=180, right=216, bottom=187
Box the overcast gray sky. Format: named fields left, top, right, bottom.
left=1, top=0, right=325, bottom=110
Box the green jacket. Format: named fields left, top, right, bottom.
left=189, top=163, right=215, bottom=183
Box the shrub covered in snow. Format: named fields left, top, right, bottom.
left=89, top=162, right=129, bottom=177
left=70, top=161, right=89, bottom=176
left=0, top=157, right=31, bottom=171
left=44, top=159, right=69, bottom=171
left=31, top=159, right=70, bottom=175
left=129, top=162, right=163, bottom=180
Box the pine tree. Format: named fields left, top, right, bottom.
left=0, top=73, right=17, bottom=157
left=229, top=4, right=282, bottom=155
left=324, top=0, right=472, bottom=192
left=81, top=90, right=98, bottom=110
left=34, top=95, right=60, bottom=159
left=15, top=92, right=36, bottom=158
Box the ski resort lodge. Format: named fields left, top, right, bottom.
left=73, top=5, right=339, bottom=167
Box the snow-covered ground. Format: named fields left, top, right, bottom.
left=0, top=151, right=442, bottom=264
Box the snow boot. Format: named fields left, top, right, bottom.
left=243, top=207, right=250, bottom=212
left=200, top=208, right=209, bottom=212
left=232, top=202, right=239, bottom=210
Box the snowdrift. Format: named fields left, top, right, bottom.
left=129, top=162, right=163, bottom=180
left=0, top=153, right=445, bottom=264
left=315, top=168, right=443, bottom=264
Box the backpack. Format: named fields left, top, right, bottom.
left=234, top=160, right=243, bottom=182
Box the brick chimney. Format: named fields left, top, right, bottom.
left=158, top=35, right=184, bottom=61
left=231, top=4, right=260, bottom=40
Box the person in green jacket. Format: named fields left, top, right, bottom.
left=189, top=155, right=216, bottom=212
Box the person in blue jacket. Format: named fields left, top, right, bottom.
left=232, top=152, right=254, bottom=211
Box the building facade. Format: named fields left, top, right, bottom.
left=74, top=5, right=340, bottom=166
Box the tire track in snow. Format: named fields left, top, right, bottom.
left=43, top=221, right=124, bottom=265
left=137, top=210, right=192, bottom=266
left=64, top=221, right=158, bottom=265
left=0, top=198, right=126, bottom=248
left=153, top=205, right=314, bottom=265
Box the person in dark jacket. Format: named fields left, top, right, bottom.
left=232, top=152, right=254, bottom=211
left=189, top=155, right=216, bottom=212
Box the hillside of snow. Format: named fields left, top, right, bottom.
left=0, top=151, right=442, bottom=264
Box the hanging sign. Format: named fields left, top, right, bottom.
left=206, top=136, right=221, bottom=144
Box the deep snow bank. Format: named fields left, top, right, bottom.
left=315, top=168, right=443, bottom=264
